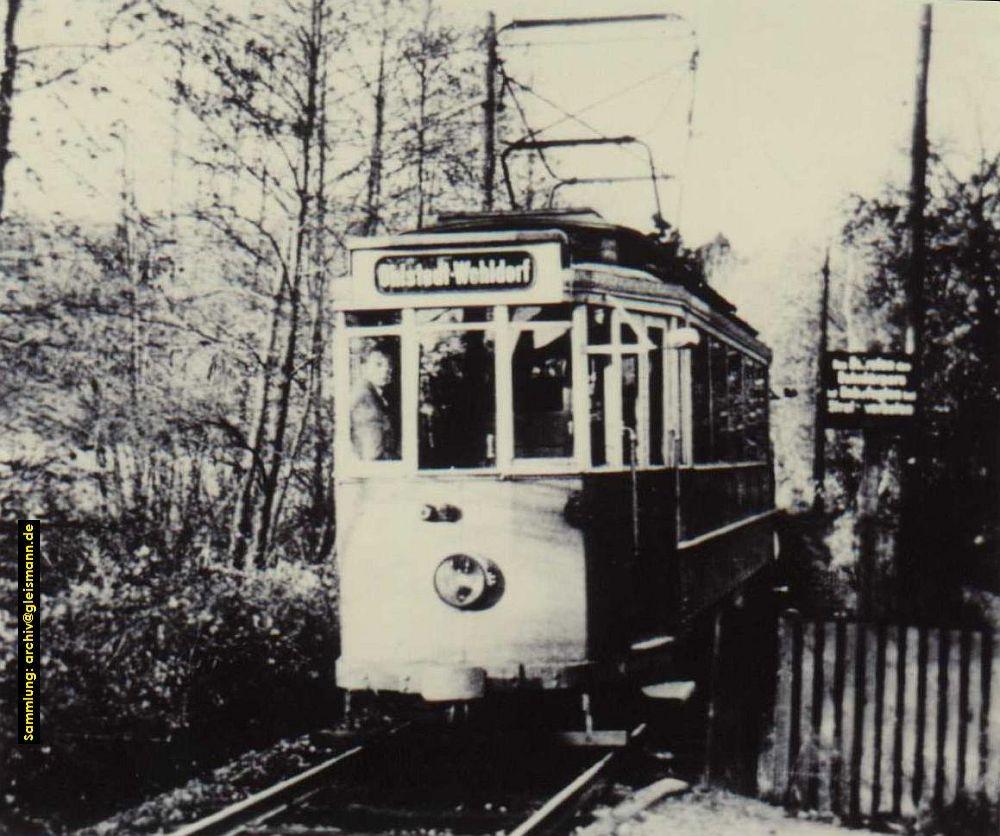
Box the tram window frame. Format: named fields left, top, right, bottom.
left=347, top=334, right=403, bottom=463
left=335, top=312, right=407, bottom=472
left=583, top=305, right=678, bottom=470
left=345, top=310, right=402, bottom=327
left=510, top=315, right=575, bottom=461
left=338, top=304, right=581, bottom=475
left=647, top=326, right=665, bottom=466
left=688, top=326, right=770, bottom=466
left=336, top=302, right=731, bottom=475
left=417, top=327, right=497, bottom=469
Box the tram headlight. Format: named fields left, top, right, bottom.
left=433, top=554, right=504, bottom=611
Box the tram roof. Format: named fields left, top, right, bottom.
left=345, top=208, right=765, bottom=349
left=413, top=208, right=742, bottom=322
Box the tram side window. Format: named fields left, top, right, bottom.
left=349, top=336, right=402, bottom=462
left=728, top=341, right=745, bottom=460
left=589, top=355, right=611, bottom=466
left=648, top=327, right=665, bottom=465
left=346, top=310, right=401, bottom=327
left=746, top=360, right=769, bottom=460
left=710, top=338, right=730, bottom=460
left=691, top=336, right=712, bottom=462
left=691, top=330, right=769, bottom=463
left=419, top=331, right=496, bottom=468
left=587, top=306, right=612, bottom=344
left=513, top=325, right=573, bottom=458
left=622, top=354, right=639, bottom=464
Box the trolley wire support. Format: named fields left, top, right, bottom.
left=500, top=136, right=667, bottom=230
left=546, top=175, right=674, bottom=209
left=484, top=11, right=697, bottom=220
left=500, top=13, right=684, bottom=34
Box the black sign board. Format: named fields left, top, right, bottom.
left=822, top=351, right=919, bottom=430
left=375, top=251, right=533, bottom=294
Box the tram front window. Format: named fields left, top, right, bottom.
left=419, top=330, right=496, bottom=468
left=513, top=324, right=573, bottom=458
left=349, top=336, right=401, bottom=461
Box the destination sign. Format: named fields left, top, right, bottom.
left=822, top=351, right=919, bottom=430
left=375, top=251, right=533, bottom=294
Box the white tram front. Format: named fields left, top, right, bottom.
left=333, top=209, right=775, bottom=702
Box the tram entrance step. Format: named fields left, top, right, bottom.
left=556, top=730, right=631, bottom=747
left=640, top=680, right=696, bottom=702
left=630, top=635, right=675, bottom=652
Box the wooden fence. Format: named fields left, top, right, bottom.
left=758, top=612, right=999, bottom=820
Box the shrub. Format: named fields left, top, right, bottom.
left=0, top=531, right=339, bottom=831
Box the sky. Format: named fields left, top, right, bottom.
left=443, top=0, right=1000, bottom=249
left=7, top=0, right=1000, bottom=325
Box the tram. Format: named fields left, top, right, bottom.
left=333, top=208, right=775, bottom=703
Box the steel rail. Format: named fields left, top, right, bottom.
left=171, top=723, right=412, bottom=836
left=507, top=722, right=646, bottom=836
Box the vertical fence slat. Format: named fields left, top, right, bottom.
left=848, top=623, right=867, bottom=821
left=858, top=623, right=878, bottom=816
left=787, top=614, right=804, bottom=803
left=986, top=631, right=999, bottom=802
left=890, top=624, right=907, bottom=817
left=841, top=622, right=858, bottom=818
left=871, top=623, right=888, bottom=816
left=807, top=620, right=825, bottom=810
left=913, top=626, right=930, bottom=810
left=794, top=620, right=816, bottom=804
left=963, top=631, right=983, bottom=797
left=932, top=629, right=951, bottom=808
left=831, top=618, right=849, bottom=816
left=943, top=629, right=962, bottom=805
left=956, top=629, right=971, bottom=796
left=758, top=619, right=996, bottom=816
left=900, top=626, right=921, bottom=818
left=768, top=614, right=794, bottom=799
left=925, top=629, right=942, bottom=809
left=818, top=619, right=839, bottom=816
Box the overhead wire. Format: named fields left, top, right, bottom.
left=496, top=26, right=701, bottom=227
left=503, top=75, right=649, bottom=168
left=498, top=66, right=561, bottom=183
left=674, top=47, right=700, bottom=228
left=526, top=62, right=690, bottom=139
left=502, top=33, right=696, bottom=49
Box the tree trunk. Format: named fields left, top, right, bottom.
left=416, top=57, right=428, bottom=228
left=0, top=0, right=22, bottom=220
left=363, top=35, right=387, bottom=235
left=252, top=4, right=322, bottom=567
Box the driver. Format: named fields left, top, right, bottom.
left=350, top=347, right=399, bottom=461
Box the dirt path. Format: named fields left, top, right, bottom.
left=623, top=788, right=885, bottom=836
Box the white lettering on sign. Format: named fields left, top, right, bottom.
left=823, top=351, right=919, bottom=428
left=375, top=252, right=533, bottom=293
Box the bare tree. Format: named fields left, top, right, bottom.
left=0, top=1, right=158, bottom=220
left=0, top=0, right=21, bottom=218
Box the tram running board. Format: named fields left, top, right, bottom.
left=630, top=635, right=675, bottom=652
left=640, top=680, right=696, bottom=702
left=556, top=730, right=631, bottom=747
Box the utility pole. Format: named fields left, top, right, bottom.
left=812, top=249, right=831, bottom=513
left=905, top=4, right=932, bottom=364
left=898, top=4, right=932, bottom=613
left=482, top=11, right=497, bottom=211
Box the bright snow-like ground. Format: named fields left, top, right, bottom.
left=628, top=789, right=883, bottom=836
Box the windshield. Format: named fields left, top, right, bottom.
left=419, top=330, right=496, bottom=468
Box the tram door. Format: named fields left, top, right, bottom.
left=587, top=308, right=676, bottom=639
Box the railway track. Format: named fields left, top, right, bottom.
left=174, top=718, right=648, bottom=836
